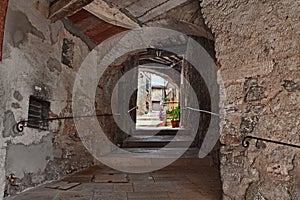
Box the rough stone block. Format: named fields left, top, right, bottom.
left=2, top=110, right=17, bottom=138
left=240, top=116, right=259, bottom=133
left=282, top=80, right=300, bottom=92
left=61, top=38, right=74, bottom=68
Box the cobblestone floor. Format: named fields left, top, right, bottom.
left=6, top=158, right=222, bottom=200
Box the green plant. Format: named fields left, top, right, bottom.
left=166, top=109, right=172, bottom=114
left=171, top=106, right=180, bottom=121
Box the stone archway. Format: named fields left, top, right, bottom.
left=6, top=0, right=300, bottom=199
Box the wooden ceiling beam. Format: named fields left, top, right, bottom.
left=49, top=0, right=93, bottom=22
left=84, top=0, right=141, bottom=29
left=152, top=57, right=172, bottom=64
left=170, top=55, right=183, bottom=61
left=139, top=60, right=172, bottom=67
left=139, top=49, right=180, bottom=59
left=162, top=56, right=174, bottom=62
left=148, top=58, right=171, bottom=65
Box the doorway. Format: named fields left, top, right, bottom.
left=136, top=71, right=180, bottom=129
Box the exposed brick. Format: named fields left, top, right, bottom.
left=0, top=0, right=9, bottom=61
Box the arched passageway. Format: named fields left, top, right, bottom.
left=0, top=0, right=226, bottom=199
left=3, top=0, right=299, bottom=197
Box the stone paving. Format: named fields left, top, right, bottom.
left=5, top=158, right=222, bottom=200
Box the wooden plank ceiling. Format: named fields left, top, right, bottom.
left=139, top=48, right=183, bottom=67
left=67, top=8, right=184, bottom=69
left=104, top=0, right=190, bottom=24
left=67, top=9, right=183, bottom=69
left=68, top=9, right=128, bottom=45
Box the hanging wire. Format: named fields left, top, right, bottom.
left=128, top=106, right=138, bottom=113
left=183, top=107, right=220, bottom=116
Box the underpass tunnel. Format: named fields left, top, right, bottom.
left=0, top=0, right=223, bottom=199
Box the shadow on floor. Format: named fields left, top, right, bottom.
left=5, top=157, right=222, bottom=200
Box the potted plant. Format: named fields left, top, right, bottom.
left=170, top=106, right=180, bottom=128
left=165, top=109, right=173, bottom=119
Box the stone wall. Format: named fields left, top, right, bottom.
left=201, top=0, right=300, bottom=199
left=95, top=55, right=139, bottom=146
left=183, top=35, right=221, bottom=169
left=136, top=71, right=151, bottom=115
left=183, top=36, right=213, bottom=145
left=0, top=0, right=93, bottom=197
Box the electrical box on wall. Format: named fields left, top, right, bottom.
left=27, top=95, right=50, bottom=130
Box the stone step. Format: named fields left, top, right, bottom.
left=123, top=135, right=195, bottom=148
left=137, top=116, right=160, bottom=120
left=122, top=148, right=200, bottom=158
left=105, top=147, right=200, bottom=159
left=131, top=129, right=190, bottom=136
left=137, top=112, right=160, bottom=117
left=136, top=120, right=163, bottom=127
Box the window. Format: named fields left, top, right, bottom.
left=27, top=96, right=50, bottom=130
left=146, top=79, right=150, bottom=91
